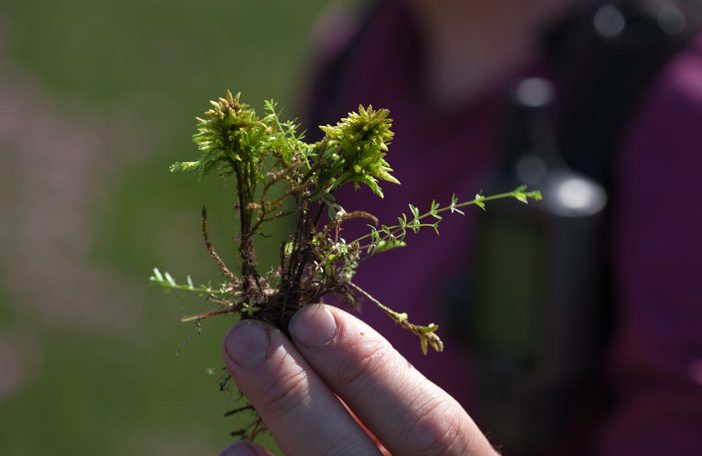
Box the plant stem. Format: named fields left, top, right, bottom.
left=347, top=281, right=444, bottom=354
left=350, top=189, right=538, bottom=245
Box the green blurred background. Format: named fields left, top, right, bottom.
left=0, top=0, right=338, bottom=453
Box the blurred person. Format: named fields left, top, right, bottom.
left=220, top=0, right=702, bottom=454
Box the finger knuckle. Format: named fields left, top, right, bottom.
left=333, top=338, right=394, bottom=391
left=404, top=395, right=468, bottom=456
left=257, top=359, right=310, bottom=421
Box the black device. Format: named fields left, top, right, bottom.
left=459, top=77, right=610, bottom=453
left=450, top=1, right=701, bottom=453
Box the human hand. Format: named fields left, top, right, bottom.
left=219, top=304, right=498, bottom=456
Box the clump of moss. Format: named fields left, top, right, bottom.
left=150, top=90, right=541, bottom=439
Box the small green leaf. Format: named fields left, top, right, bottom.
left=429, top=200, right=442, bottom=220
left=373, top=237, right=407, bottom=254
left=474, top=194, right=486, bottom=211
left=169, top=161, right=199, bottom=173
left=164, top=272, right=176, bottom=286
left=397, top=213, right=408, bottom=228
left=327, top=204, right=338, bottom=220
left=420, top=336, right=428, bottom=355
left=283, top=241, right=294, bottom=257
left=514, top=192, right=528, bottom=204
left=450, top=193, right=465, bottom=215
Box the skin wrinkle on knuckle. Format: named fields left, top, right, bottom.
left=255, top=351, right=311, bottom=423
left=399, top=392, right=467, bottom=456
left=333, top=336, right=396, bottom=392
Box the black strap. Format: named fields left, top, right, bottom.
left=548, top=0, right=700, bottom=188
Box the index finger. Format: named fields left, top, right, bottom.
left=222, top=319, right=382, bottom=456
left=289, top=304, right=497, bottom=456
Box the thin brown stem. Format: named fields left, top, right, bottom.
left=224, top=405, right=254, bottom=417
left=181, top=308, right=234, bottom=323
left=201, top=206, right=239, bottom=285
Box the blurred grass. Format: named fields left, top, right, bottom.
left=0, top=0, right=331, bottom=454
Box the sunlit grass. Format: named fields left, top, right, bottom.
left=0, top=0, right=329, bottom=454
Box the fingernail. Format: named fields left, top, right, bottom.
left=224, top=321, right=270, bottom=368
left=219, top=441, right=270, bottom=456
left=289, top=304, right=338, bottom=348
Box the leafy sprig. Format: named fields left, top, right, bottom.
left=358, top=187, right=542, bottom=255
left=150, top=267, right=227, bottom=296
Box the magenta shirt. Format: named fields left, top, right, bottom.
left=304, top=1, right=702, bottom=454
